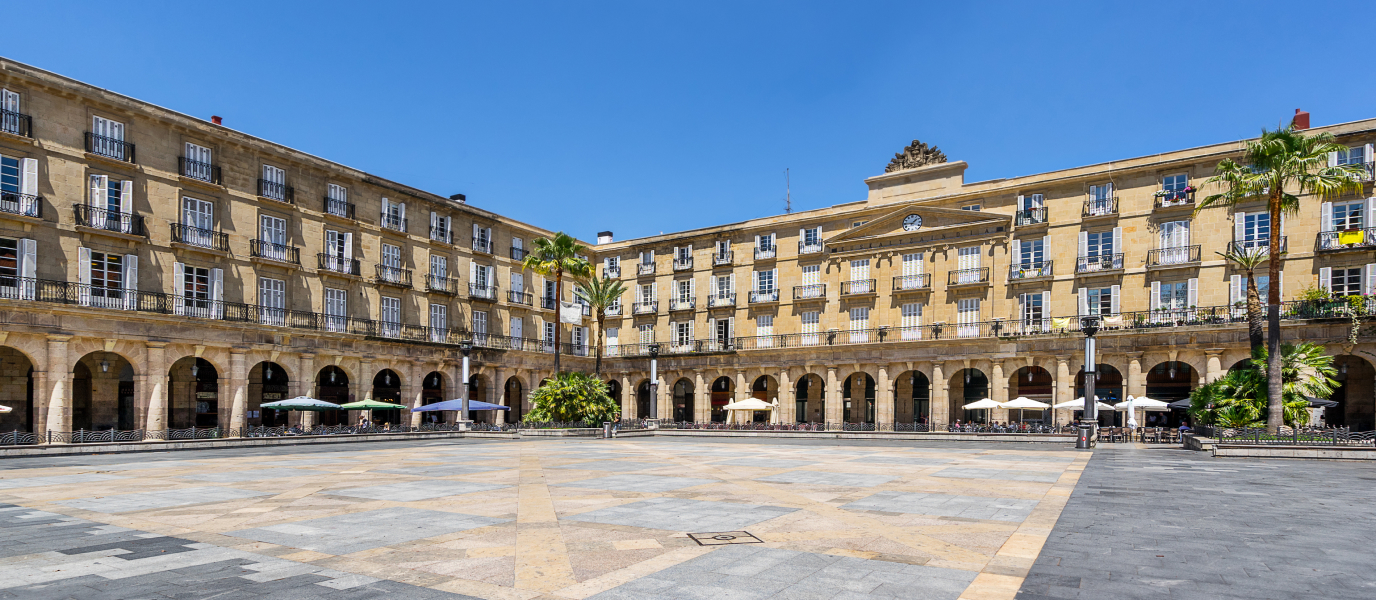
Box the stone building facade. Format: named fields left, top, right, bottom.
left=0, top=57, right=1374, bottom=436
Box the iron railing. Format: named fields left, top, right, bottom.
left=1195, top=425, right=1376, bottom=446
left=749, top=289, right=779, bottom=303
left=1009, top=261, right=1053, bottom=280
left=179, top=157, right=221, bottom=184
left=472, top=236, right=492, bottom=254
left=841, top=279, right=876, bottom=296
left=426, top=275, right=459, bottom=295
left=1147, top=245, right=1201, bottom=266
left=85, top=132, right=135, bottom=162
left=708, top=293, right=736, bottom=307
left=508, top=290, right=533, bottom=305
left=258, top=179, right=294, bottom=203
left=74, top=204, right=142, bottom=235
left=755, top=247, right=776, bottom=260
left=633, top=301, right=658, bottom=314
left=673, top=257, right=693, bottom=271
left=325, top=196, right=355, bottom=219
left=947, top=268, right=989, bottom=285
left=799, top=241, right=823, bottom=254
left=713, top=251, right=733, bottom=266
left=892, top=274, right=930, bottom=291
left=430, top=227, right=452, bottom=244
left=1015, top=207, right=1048, bottom=226
left=469, top=284, right=498, bottom=301
left=318, top=253, right=360, bottom=275
left=603, top=264, right=620, bottom=278
left=793, top=284, right=826, bottom=300
left=0, top=191, right=41, bottom=219
left=511, top=246, right=528, bottom=261
left=637, top=262, right=656, bottom=275
left=605, top=302, right=622, bottom=315
left=375, top=264, right=412, bottom=287
left=1154, top=190, right=1195, bottom=209
left=250, top=240, right=300, bottom=264
left=1077, top=254, right=1124, bottom=273
left=0, top=109, right=32, bottom=138
left=1228, top=237, right=1287, bottom=255
left=541, top=296, right=557, bottom=310
left=670, top=298, right=695, bottom=311
left=1083, top=197, right=1118, bottom=217
left=1318, top=228, right=1376, bottom=251
left=381, top=213, right=407, bottom=233
left=170, top=223, right=229, bottom=251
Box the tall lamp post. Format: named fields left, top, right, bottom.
left=647, top=343, right=660, bottom=424
left=1077, top=315, right=1100, bottom=449
left=459, top=340, right=473, bottom=430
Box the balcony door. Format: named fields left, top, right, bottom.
left=260, top=215, right=287, bottom=260
left=1159, top=221, right=1190, bottom=264
left=957, top=246, right=980, bottom=283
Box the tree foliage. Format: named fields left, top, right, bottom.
left=520, top=233, right=591, bottom=373
left=1188, top=342, right=1338, bottom=428
left=523, top=371, right=618, bottom=423
left=575, top=274, right=627, bottom=377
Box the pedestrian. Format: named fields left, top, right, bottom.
left=613, top=414, right=621, bottom=434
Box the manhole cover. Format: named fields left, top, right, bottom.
left=688, top=531, right=763, bottom=546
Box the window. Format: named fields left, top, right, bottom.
left=1087, top=183, right=1114, bottom=216
left=1086, top=231, right=1113, bottom=256
left=0, top=155, right=17, bottom=197
left=1240, top=212, right=1270, bottom=248
left=676, top=279, right=692, bottom=304
left=902, top=253, right=923, bottom=275
left=758, top=233, right=775, bottom=252
left=901, top=303, right=922, bottom=339
left=673, top=322, right=692, bottom=347
left=1021, top=292, right=1043, bottom=323
left=801, top=226, right=822, bottom=251
left=851, top=220, right=868, bottom=228
left=755, top=269, right=776, bottom=292
left=849, top=259, right=871, bottom=292
left=511, top=316, right=524, bottom=340
left=182, top=196, right=213, bottom=235
left=0, top=237, right=19, bottom=294
left=801, top=311, right=820, bottom=346
left=381, top=243, right=401, bottom=268
left=326, top=184, right=350, bottom=217
left=1018, top=194, right=1044, bottom=211
left=259, top=214, right=288, bottom=260
left=1331, top=267, right=1363, bottom=297
left=640, top=250, right=654, bottom=265
left=472, top=310, right=488, bottom=336
left=961, top=204, right=981, bottom=211
left=756, top=314, right=773, bottom=336
left=957, top=298, right=980, bottom=337
left=1087, top=287, right=1114, bottom=315
left=259, top=277, right=285, bottom=325
left=1, top=88, right=20, bottom=135
left=675, top=246, right=691, bottom=261
left=382, top=198, right=405, bottom=231
left=1162, top=173, right=1189, bottom=204
left=1332, top=200, right=1364, bottom=231
left=545, top=321, right=559, bottom=351
left=605, top=255, right=620, bottom=276
left=380, top=296, right=401, bottom=337
left=324, top=288, right=347, bottom=332
left=713, top=317, right=733, bottom=348
left=1336, top=146, right=1368, bottom=167
left=801, top=264, right=820, bottom=285
left=179, top=264, right=214, bottom=317
left=90, top=251, right=122, bottom=291
left=1160, top=281, right=1190, bottom=310
left=472, top=224, right=491, bottom=251
left=473, top=263, right=491, bottom=287
left=713, top=274, right=732, bottom=299
left=849, top=306, right=869, bottom=343
left=261, top=165, right=286, bottom=200
left=956, top=246, right=981, bottom=282
left=430, top=255, right=447, bottom=278
left=638, top=283, right=654, bottom=304
left=429, top=304, right=448, bottom=341
left=1019, top=238, right=1044, bottom=266
left=90, top=116, right=126, bottom=159
left=638, top=323, right=654, bottom=344
left=431, top=211, right=451, bottom=242
left=1158, top=220, right=1191, bottom=263
left=544, top=279, right=557, bottom=302
left=573, top=326, right=587, bottom=355
left=184, top=142, right=213, bottom=181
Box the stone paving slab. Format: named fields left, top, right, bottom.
left=711, top=458, right=817, bottom=469
left=228, top=506, right=510, bottom=554
left=0, top=473, right=127, bottom=489
left=843, top=490, right=1038, bottom=522
left=57, top=486, right=272, bottom=513
left=547, top=460, right=667, bottom=471
left=854, top=454, right=952, bottom=466
left=375, top=464, right=506, bottom=477
left=566, top=497, right=798, bottom=532
left=179, top=468, right=331, bottom=482
left=755, top=470, right=897, bottom=488
left=931, top=467, right=1062, bottom=483
left=553, top=474, right=718, bottom=492
left=324, top=480, right=509, bottom=501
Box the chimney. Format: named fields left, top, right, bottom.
left=449, top=193, right=466, bottom=204
left=1292, top=108, right=1310, bottom=130
left=211, top=115, right=222, bottom=125
left=597, top=231, right=614, bottom=244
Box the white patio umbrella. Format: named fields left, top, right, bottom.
left=1116, top=396, right=1171, bottom=429
left=0, top=404, right=10, bottom=413
left=1051, top=397, right=1113, bottom=426
left=962, top=398, right=1003, bottom=423
left=1002, top=396, right=1050, bottom=423
left=769, top=398, right=780, bottom=424
left=723, top=397, right=774, bottom=424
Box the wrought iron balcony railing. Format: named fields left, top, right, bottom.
left=469, top=284, right=498, bottom=301
left=1147, top=245, right=1201, bottom=266
left=541, top=296, right=557, bottom=310
left=892, top=274, right=930, bottom=291
left=1317, top=228, right=1376, bottom=251
left=798, top=241, right=823, bottom=255
left=1083, top=198, right=1118, bottom=217
left=713, top=251, right=732, bottom=266
left=605, top=302, right=622, bottom=315
left=673, top=257, right=693, bottom=271
left=947, top=268, right=990, bottom=285
left=74, top=205, right=142, bottom=235
left=170, top=223, right=229, bottom=251
left=793, top=284, right=826, bottom=300
left=1077, top=254, right=1124, bottom=273
left=0, top=191, right=41, bottom=220
left=430, top=227, right=452, bottom=244
left=375, top=264, right=412, bottom=287
left=426, top=274, right=459, bottom=295
left=1228, top=237, right=1287, bottom=255
left=1154, top=190, right=1196, bottom=209
left=670, top=298, right=695, bottom=311
left=381, top=213, right=407, bottom=233
left=472, top=236, right=492, bottom=254
left=1009, top=261, right=1053, bottom=280
left=708, top=293, right=736, bottom=307
left=85, top=132, right=135, bottom=162
left=179, top=157, right=221, bottom=184
left=749, top=289, right=779, bottom=303
left=250, top=240, right=300, bottom=264
left=604, top=264, right=621, bottom=278
left=257, top=179, right=294, bottom=203
left=507, top=290, right=533, bottom=305
left=1015, top=208, right=1048, bottom=226
left=754, top=247, right=776, bottom=260
left=840, top=279, right=876, bottom=296
left=633, top=301, right=658, bottom=314
left=318, top=253, right=360, bottom=275
left=1, top=109, right=32, bottom=138
left=511, top=246, right=527, bottom=261
left=637, top=262, right=656, bottom=275
left=325, top=196, right=355, bottom=219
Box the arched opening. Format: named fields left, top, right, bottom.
left=1143, top=361, right=1193, bottom=427
left=503, top=376, right=524, bottom=423
left=635, top=380, right=651, bottom=419
left=710, top=376, right=733, bottom=422
left=316, top=366, right=349, bottom=426
left=795, top=373, right=824, bottom=423
left=418, top=371, right=446, bottom=424
left=605, top=379, right=622, bottom=418
left=950, top=368, right=989, bottom=423
left=1075, top=364, right=1124, bottom=426
left=71, top=352, right=135, bottom=431
left=1010, top=365, right=1054, bottom=424
left=749, top=376, right=777, bottom=423
left=252, top=361, right=290, bottom=427
left=672, top=378, right=694, bottom=422
left=842, top=372, right=876, bottom=424
left=1329, top=355, right=1375, bottom=430
left=369, top=369, right=402, bottom=425
left=0, top=347, right=35, bottom=433
left=893, top=370, right=930, bottom=424
left=169, top=357, right=218, bottom=428
left=468, top=374, right=489, bottom=423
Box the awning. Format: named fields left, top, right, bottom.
left=412, top=399, right=510, bottom=412
left=339, top=400, right=408, bottom=410
left=723, top=398, right=775, bottom=411
left=260, top=397, right=340, bottom=411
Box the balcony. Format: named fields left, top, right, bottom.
left=507, top=290, right=533, bottom=305
left=799, top=241, right=823, bottom=255
left=427, top=275, right=459, bottom=295
left=604, top=264, right=621, bottom=278
left=170, top=223, right=229, bottom=252
left=754, top=247, right=776, bottom=260
left=74, top=205, right=142, bottom=236
left=1009, top=261, right=1053, bottom=280
left=1147, top=245, right=1201, bottom=267
left=538, top=295, right=558, bottom=310
left=892, top=274, right=931, bottom=292
left=381, top=213, right=407, bottom=233
left=1083, top=198, right=1118, bottom=218
left=840, top=279, right=877, bottom=296
left=1, top=108, right=32, bottom=138
left=637, top=262, right=656, bottom=276
left=469, top=284, right=498, bottom=301
left=673, top=256, right=693, bottom=271
left=712, top=251, right=732, bottom=266
left=472, top=236, right=492, bottom=254
left=511, top=246, right=527, bottom=261
left=707, top=293, right=736, bottom=308
left=430, top=227, right=452, bottom=244
left=179, top=157, right=222, bottom=185
left=85, top=132, right=135, bottom=163
left=947, top=268, right=990, bottom=286
left=1228, top=237, right=1287, bottom=255
left=250, top=240, right=301, bottom=265
left=793, top=284, right=826, bottom=301
left=375, top=264, right=413, bottom=288
left=604, top=302, right=622, bottom=316
left=318, top=253, right=360, bottom=276
left=633, top=301, right=658, bottom=315
left=1318, top=228, right=1376, bottom=251
left=1154, top=189, right=1196, bottom=210
left=1076, top=254, right=1124, bottom=274
left=670, top=298, right=695, bottom=312
left=325, top=196, right=355, bottom=219
left=1014, top=208, right=1048, bottom=227
left=257, top=179, right=294, bottom=204
left=749, top=289, right=779, bottom=304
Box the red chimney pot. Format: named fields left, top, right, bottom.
left=1292, top=108, right=1309, bottom=130
left=211, top=115, right=222, bottom=125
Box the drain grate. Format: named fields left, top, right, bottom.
left=688, top=531, right=763, bottom=546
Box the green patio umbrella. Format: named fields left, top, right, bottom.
left=338, top=400, right=408, bottom=410
left=260, top=397, right=340, bottom=411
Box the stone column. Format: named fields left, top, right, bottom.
left=876, top=365, right=892, bottom=426
left=297, top=353, right=316, bottom=428
left=620, top=373, right=633, bottom=419
left=43, top=335, right=71, bottom=438
left=144, top=342, right=168, bottom=432
left=1126, top=352, right=1145, bottom=398
left=931, top=362, right=948, bottom=428
left=492, top=367, right=506, bottom=424
left=1204, top=349, right=1224, bottom=383
left=228, top=348, right=248, bottom=436
left=1056, top=355, right=1072, bottom=426
left=657, top=372, right=669, bottom=422
left=825, top=367, right=842, bottom=428
left=452, top=362, right=465, bottom=424
left=991, top=360, right=1009, bottom=423
left=409, top=366, right=426, bottom=429
left=778, top=369, right=793, bottom=423
left=694, top=370, right=708, bottom=422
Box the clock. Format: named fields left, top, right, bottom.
left=902, top=214, right=923, bottom=231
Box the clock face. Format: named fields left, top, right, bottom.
left=902, top=214, right=923, bottom=231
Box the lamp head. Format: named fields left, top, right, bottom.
left=100, top=360, right=109, bottom=373
left=647, top=343, right=660, bottom=359
left=1079, top=315, right=1101, bottom=337
left=459, top=340, right=473, bottom=356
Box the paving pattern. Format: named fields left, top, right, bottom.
left=0, top=437, right=1087, bottom=599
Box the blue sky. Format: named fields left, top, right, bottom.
left=10, top=1, right=1375, bottom=241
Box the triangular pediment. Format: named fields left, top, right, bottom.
left=824, top=203, right=1009, bottom=246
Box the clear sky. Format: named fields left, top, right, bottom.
left=10, top=1, right=1375, bottom=242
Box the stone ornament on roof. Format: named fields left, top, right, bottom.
left=885, top=139, right=948, bottom=173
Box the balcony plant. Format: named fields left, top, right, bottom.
left=1197, top=126, right=1366, bottom=434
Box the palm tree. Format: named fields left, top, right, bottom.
left=1217, top=245, right=1269, bottom=355
left=1196, top=126, right=1365, bottom=433
left=521, top=233, right=591, bottom=373
left=575, top=274, right=627, bottom=377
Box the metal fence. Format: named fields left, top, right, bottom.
left=1194, top=425, right=1376, bottom=446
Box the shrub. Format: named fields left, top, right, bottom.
left=523, top=371, right=619, bottom=423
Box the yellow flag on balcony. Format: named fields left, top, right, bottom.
left=1339, top=229, right=1365, bottom=246
left=1052, top=317, right=1072, bottom=330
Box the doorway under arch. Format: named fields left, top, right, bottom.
left=894, top=370, right=930, bottom=424
left=253, top=361, right=290, bottom=427
left=795, top=373, right=824, bottom=423
left=0, top=346, right=35, bottom=432
left=672, top=378, right=694, bottom=422
left=317, top=365, right=350, bottom=426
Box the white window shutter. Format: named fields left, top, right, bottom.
left=120, top=180, right=133, bottom=215
left=1078, top=288, right=1088, bottom=315
left=469, top=261, right=477, bottom=285
left=709, top=275, right=718, bottom=296
left=1110, top=284, right=1120, bottom=314
left=1078, top=231, right=1088, bottom=257
left=690, top=278, right=696, bottom=297
left=1042, top=235, right=1050, bottom=261
left=18, top=238, right=34, bottom=300
left=123, top=254, right=138, bottom=310
left=1367, top=264, right=1376, bottom=295
left=1366, top=198, right=1376, bottom=228
left=1321, top=202, right=1333, bottom=232
left=772, top=268, right=778, bottom=289
left=398, top=202, right=406, bottom=227
left=799, top=228, right=805, bottom=245
left=1182, top=220, right=1191, bottom=245
left=1328, top=151, right=1337, bottom=167
left=20, top=158, right=37, bottom=197
left=93, top=174, right=108, bottom=208
left=1017, top=293, right=1025, bottom=320
left=1319, top=267, right=1332, bottom=292
left=211, top=268, right=224, bottom=301
left=1187, top=278, right=1198, bottom=307
left=1151, top=281, right=1161, bottom=311
left=1112, top=227, right=1123, bottom=254
left=729, top=273, right=735, bottom=294
left=445, top=217, right=452, bottom=240
left=1041, top=291, right=1050, bottom=325
left=431, top=211, right=438, bottom=230
left=754, top=234, right=760, bottom=249
left=1016, top=194, right=1024, bottom=210
left=1234, top=212, right=1245, bottom=242
left=1011, top=239, right=1021, bottom=264
left=1366, top=144, right=1374, bottom=165
left=78, top=247, right=92, bottom=298
left=343, top=232, right=353, bottom=262
left=1230, top=275, right=1241, bottom=306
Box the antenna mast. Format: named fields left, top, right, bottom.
left=785, top=168, right=791, bottom=214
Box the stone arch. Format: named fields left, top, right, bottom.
left=251, top=361, right=291, bottom=427
left=1329, top=354, right=1376, bottom=431
left=69, top=351, right=137, bottom=432
left=842, top=371, right=876, bottom=424
left=503, top=375, right=527, bottom=423
left=168, top=356, right=219, bottom=429
left=1144, top=361, right=1195, bottom=428
left=708, top=375, right=734, bottom=422
left=0, top=345, right=36, bottom=432
left=366, top=369, right=403, bottom=426
left=794, top=373, right=825, bottom=424
left=950, top=368, right=989, bottom=423
left=316, top=365, right=350, bottom=426
left=1073, top=364, right=1125, bottom=426
left=414, top=370, right=448, bottom=424
left=893, top=370, right=931, bottom=424
left=671, top=377, right=695, bottom=422
left=635, top=378, right=652, bottom=419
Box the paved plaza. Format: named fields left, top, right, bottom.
left=0, top=438, right=1370, bottom=599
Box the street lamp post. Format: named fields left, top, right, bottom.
left=647, top=344, right=660, bottom=425
left=1078, top=315, right=1100, bottom=449
left=459, top=340, right=473, bottom=430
